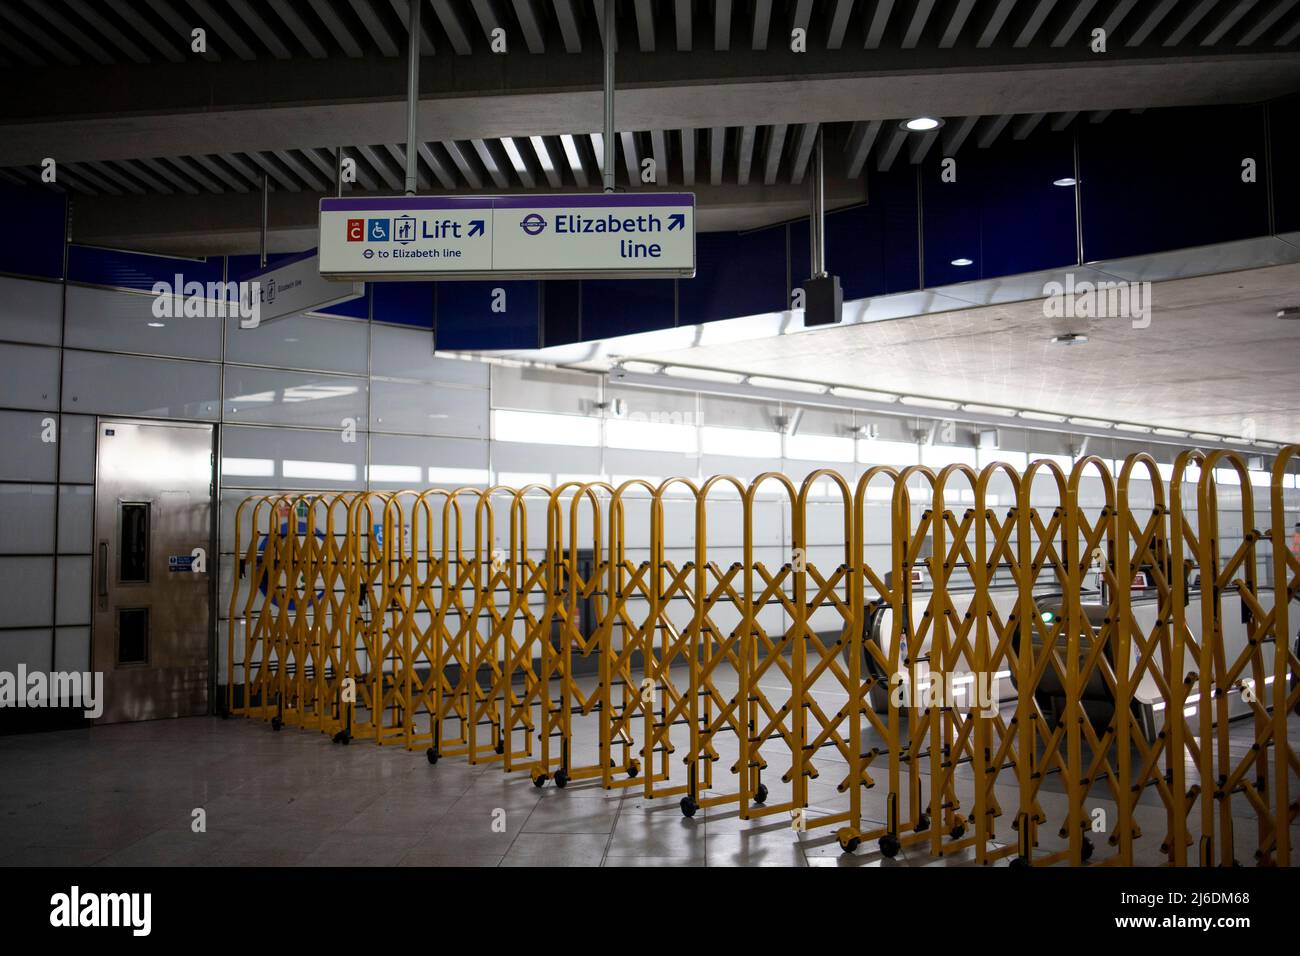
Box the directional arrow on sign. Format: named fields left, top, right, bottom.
left=469, top=220, right=485, bottom=237
left=668, top=214, right=685, bottom=231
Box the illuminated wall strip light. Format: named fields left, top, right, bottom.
left=618, top=367, right=1285, bottom=451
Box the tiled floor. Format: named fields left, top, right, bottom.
left=1, top=689, right=1296, bottom=867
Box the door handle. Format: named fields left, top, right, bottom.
left=98, top=540, right=109, bottom=601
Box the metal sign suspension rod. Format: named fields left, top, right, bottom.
left=811, top=127, right=826, bottom=277
left=603, top=0, right=615, bottom=193
left=404, top=0, right=422, bottom=196
left=259, top=172, right=268, bottom=268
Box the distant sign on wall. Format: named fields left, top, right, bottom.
left=238, top=251, right=364, bottom=323
left=318, top=194, right=695, bottom=280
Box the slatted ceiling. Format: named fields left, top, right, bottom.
left=844, top=120, right=882, bottom=178
left=301, top=147, right=340, bottom=186
left=586, top=132, right=605, bottom=180
left=864, top=0, right=895, bottom=49
left=0, top=0, right=1297, bottom=66
left=788, top=124, right=819, bottom=185
left=512, top=0, right=547, bottom=53
left=975, top=114, right=1014, bottom=149
left=559, top=134, right=587, bottom=188
left=1279, top=6, right=1300, bottom=42
left=191, top=0, right=259, bottom=59
left=0, top=3, right=77, bottom=65
left=824, top=0, right=853, bottom=48
left=1203, top=0, right=1263, bottom=45
left=941, top=115, right=979, bottom=155
left=649, top=130, right=670, bottom=187
left=36, top=1, right=116, bottom=65
left=8, top=110, right=1125, bottom=198
left=1013, top=0, right=1062, bottom=48
left=751, top=0, right=772, bottom=50
left=0, top=26, right=40, bottom=66
left=679, top=129, right=696, bottom=187
left=762, top=124, right=786, bottom=186
left=1049, top=110, right=1079, bottom=131
left=875, top=125, right=908, bottom=173
left=673, top=0, right=691, bottom=51
left=714, top=0, right=732, bottom=51
left=907, top=128, right=940, bottom=165
left=531, top=135, right=563, bottom=189
left=1050, top=0, right=1100, bottom=46
left=902, top=0, right=937, bottom=49
left=552, top=0, right=581, bottom=51
left=416, top=142, right=454, bottom=189
left=1012, top=112, right=1047, bottom=140
left=735, top=126, right=756, bottom=186
left=504, top=136, right=537, bottom=189
left=631, top=0, right=653, bottom=51
left=619, top=131, right=640, bottom=187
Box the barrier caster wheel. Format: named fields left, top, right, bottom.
left=1081, top=837, right=1094, bottom=861
left=914, top=814, right=929, bottom=833
left=680, top=797, right=698, bottom=818
left=553, top=770, right=569, bottom=789
left=531, top=770, right=546, bottom=788
left=426, top=749, right=439, bottom=765
left=837, top=828, right=860, bottom=854
left=949, top=823, right=965, bottom=840
left=271, top=717, right=282, bottom=731
left=1009, top=857, right=1030, bottom=869
left=627, top=760, right=640, bottom=779
left=754, top=783, right=769, bottom=805
left=878, top=835, right=901, bottom=858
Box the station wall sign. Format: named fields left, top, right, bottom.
left=238, top=251, right=364, bottom=324
left=318, top=193, right=695, bottom=280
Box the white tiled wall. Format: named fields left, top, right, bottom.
left=1, top=272, right=1298, bottom=691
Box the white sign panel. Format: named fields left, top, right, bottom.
left=239, top=252, right=363, bottom=323
left=318, top=194, right=695, bottom=280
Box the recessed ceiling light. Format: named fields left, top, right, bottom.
left=951, top=257, right=973, bottom=267
left=147, top=322, right=165, bottom=328
left=1053, top=177, right=1078, bottom=187
left=1277, top=306, right=1300, bottom=319
left=902, top=116, right=943, bottom=132
left=1051, top=332, right=1088, bottom=345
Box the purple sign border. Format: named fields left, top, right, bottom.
left=321, top=193, right=694, bottom=212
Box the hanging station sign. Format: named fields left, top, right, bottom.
left=317, top=193, right=695, bottom=280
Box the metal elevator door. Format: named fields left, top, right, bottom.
left=92, top=419, right=214, bottom=723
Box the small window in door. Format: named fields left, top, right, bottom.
left=119, top=502, right=150, bottom=583
left=118, top=607, right=149, bottom=665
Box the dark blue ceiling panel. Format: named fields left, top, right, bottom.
left=792, top=166, right=922, bottom=299
left=67, top=243, right=224, bottom=292
left=581, top=277, right=675, bottom=339
left=0, top=184, right=65, bottom=280
left=434, top=279, right=539, bottom=350
left=1079, top=105, right=1270, bottom=262
left=922, top=127, right=1078, bottom=287
left=1270, top=94, right=1300, bottom=235
left=678, top=225, right=787, bottom=324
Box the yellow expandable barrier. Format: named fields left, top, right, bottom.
left=226, top=448, right=1299, bottom=866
